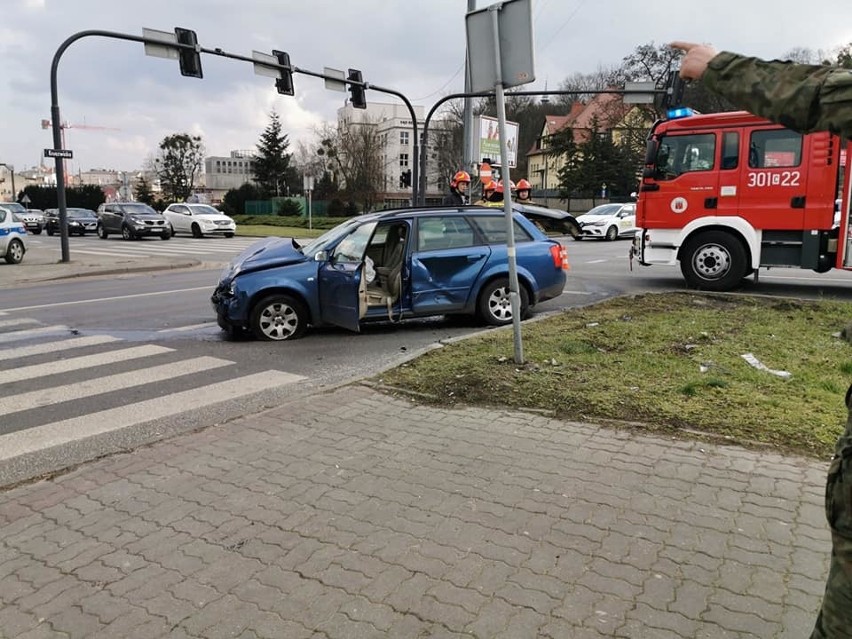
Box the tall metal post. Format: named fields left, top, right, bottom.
left=490, top=5, right=523, bottom=364
left=462, top=0, right=477, bottom=173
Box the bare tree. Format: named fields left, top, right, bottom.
left=556, top=65, right=624, bottom=107
left=316, top=119, right=384, bottom=213
left=429, top=99, right=465, bottom=193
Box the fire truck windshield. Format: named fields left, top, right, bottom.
left=652, top=133, right=715, bottom=179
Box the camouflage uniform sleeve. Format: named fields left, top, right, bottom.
left=703, top=51, right=852, bottom=140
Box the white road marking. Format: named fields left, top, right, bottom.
left=0, top=335, right=120, bottom=361
left=0, top=345, right=173, bottom=384
left=157, top=322, right=217, bottom=333
left=0, top=356, right=233, bottom=416
left=0, top=326, right=71, bottom=344
left=0, top=318, right=40, bottom=330
left=585, top=259, right=608, bottom=264
left=0, top=370, right=305, bottom=461
left=1, top=287, right=210, bottom=313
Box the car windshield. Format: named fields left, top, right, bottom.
left=118, top=203, right=158, bottom=215
left=581, top=204, right=623, bottom=217
left=68, top=209, right=95, bottom=218
left=189, top=205, right=221, bottom=215
left=298, top=218, right=361, bottom=257
left=1, top=202, right=27, bottom=214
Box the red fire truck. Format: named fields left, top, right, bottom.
left=631, top=108, right=852, bottom=291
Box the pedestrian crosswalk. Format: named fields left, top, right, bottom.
left=27, top=235, right=268, bottom=260
left=0, top=316, right=306, bottom=473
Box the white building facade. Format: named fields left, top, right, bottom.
left=337, top=102, right=446, bottom=207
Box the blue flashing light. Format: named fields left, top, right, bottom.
left=667, top=107, right=695, bottom=120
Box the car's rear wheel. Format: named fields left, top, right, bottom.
left=250, top=294, right=308, bottom=341
left=121, top=225, right=134, bottom=241
left=605, top=225, right=618, bottom=241
left=97, top=223, right=108, bottom=239
left=191, top=223, right=203, bottom=238
left=4, top=239, right=24, bottom=264
left=478, top=278, right=529, bottom=326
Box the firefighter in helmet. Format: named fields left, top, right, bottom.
left=484, top=181, right=506, bottom=207
left=475, top=180, right=497, bottom=206
left=516, top=178, right=534, bottom=204
left=443, top=170, right=471, bottom=206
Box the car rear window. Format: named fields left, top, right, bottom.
left=470, top=215, right=533, bottom=244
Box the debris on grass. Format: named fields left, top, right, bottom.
left=741, top=353, right=792, bottom=380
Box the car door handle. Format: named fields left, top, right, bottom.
left=465, top=253, right=486, bottom=262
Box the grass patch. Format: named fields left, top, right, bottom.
left=376, top=292, right=852, bottom=458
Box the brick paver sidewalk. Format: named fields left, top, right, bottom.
left=0, top=384, right=830, bottom=638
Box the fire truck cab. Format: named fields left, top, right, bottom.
left=633, top=109, right=852, bottom=291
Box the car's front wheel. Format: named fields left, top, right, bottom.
left=191, top=223, right=203, bottom=239
left=250, top=294, right=308, bottom=341
left=31, top=227, right=42, bottom=235
left=97, top=223, right=108, bottom=239
left=605, top=225, right=618, bottom=241
left=121, top=225, right=135, bottom=241
left=160, top=231, right=171, bottom=241
left=224, top=232, right=234, bottom=238
left=4, top=239, right=24, bottom=264
left=680, top=230, right=748, bottom=291
left=47, top=226, right=55, bottom=236
left=478, top=278, right=529, bottom=326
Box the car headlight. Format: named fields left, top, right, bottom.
left=590, top=220, right=608, bottom=226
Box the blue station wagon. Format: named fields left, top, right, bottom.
left=212, top=207, right=569, bottom=341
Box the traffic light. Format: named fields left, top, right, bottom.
left=174, top=28, right=203, bottom=79
left=273, top=50, right=294, bottom=96
left=347, top=69, right=366, bottom=109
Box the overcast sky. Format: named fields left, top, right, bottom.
left=2, top=0, right=850, bottom=175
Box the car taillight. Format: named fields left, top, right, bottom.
left=550, top=244, right=570, bottom=270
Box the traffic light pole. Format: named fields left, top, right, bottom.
left=417, top=88, right=667, bottom=206
left=49, top=30, right=423, bottom=263
left=49, top=29, right=261, bottom=262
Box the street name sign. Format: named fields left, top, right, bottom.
left=44, top=148, right=73, bottom=159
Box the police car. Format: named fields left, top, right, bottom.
left=0, top=205, right=28, bottom=264
left=576, top=202, right=637, bottom=241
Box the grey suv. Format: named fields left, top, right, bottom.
left=0, top=202, right=43, bottom=234
left=96, top=202, right=171, bottom=241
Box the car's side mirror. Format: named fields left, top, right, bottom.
left=314, top=250, right=328, bottom=262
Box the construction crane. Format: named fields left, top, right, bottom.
left=41, top=119, right=122, bottom=186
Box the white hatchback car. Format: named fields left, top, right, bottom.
left=0, top=206, right=28, bottom=264
left=163, top=203, right=237, bottom=238
left=577, top=202, right=637, bottom=241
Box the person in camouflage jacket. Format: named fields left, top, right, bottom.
left=672, top=41, right=852, bottom=639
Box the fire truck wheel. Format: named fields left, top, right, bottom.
left=680, top=230, right=748, bottom=291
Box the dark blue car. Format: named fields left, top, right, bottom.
left=212, top=207, right=569, bottom=341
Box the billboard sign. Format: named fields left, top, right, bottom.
left=477, top=115, right=519, bottom=168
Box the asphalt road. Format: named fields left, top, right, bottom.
left=2, top=234, right=852, bottom=485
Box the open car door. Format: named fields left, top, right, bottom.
left=317, top=221, right=375, bottom=332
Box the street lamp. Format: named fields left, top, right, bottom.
left=0, top=163, right=16, bottom=201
